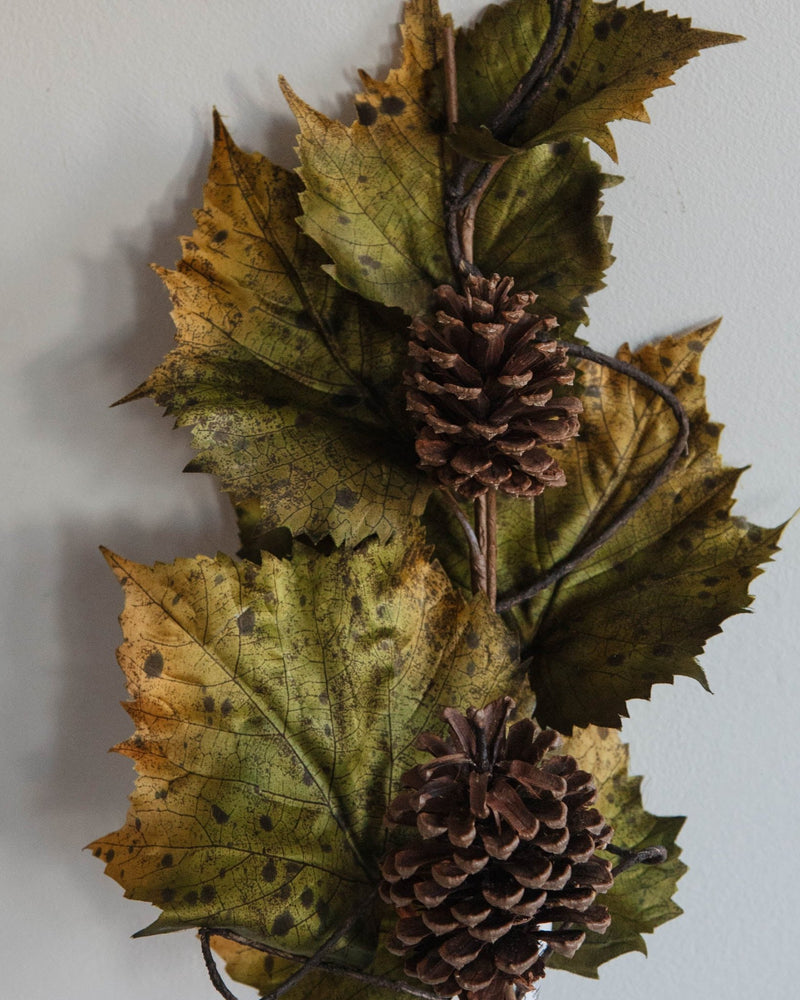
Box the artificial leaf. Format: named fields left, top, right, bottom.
left=283, top=0, right=451, bottom=315
left=550, top=726, right=686, bottom=977
left=89, top=529, right=524, bottom=953
left=428, top=324, right=783, bottom=732
left=456, top=0, right=740, bottom=160
left=473, top=138, right=615, bottom=332
left=128, top=111, right=430, bottom=546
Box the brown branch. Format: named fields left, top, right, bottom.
left=441, top=489, right=483, bottom=594
left=486, top=488, right=498, bottom=610
left=443, top=19, right=458, bottom=133
left=497, top=345, right=691, bottom=612
left=606, top=842, right=670, bottom=876
left=474, top=493, right=489, bottom=596
left=199, top=927, right=440, bottom=1000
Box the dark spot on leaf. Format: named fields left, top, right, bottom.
left=358, top=254, right=381, bottom=270
left=703, top=477, right=718, bottom=490
left=584, top=385, right=602, bottom=398
left=607, top=653, right=625, bottom=666
left=144, top=652, right=163, bottom=678
left=261, top=861, right=278, bottom=883
left=94, top=847, right=102, bottom=857
left=213, top=229, right=228, bottom=243
left=259, top=814, right=273, bottom=832
left=184, top=890, right=198, bottom=905
left=357, top=174, right=368, bottom=183
left=555, top=87, right=569, bottom=101
left=466, top=631, right=480, bottom=650
left=381, top=95, right=406, bottom=115
left=560, top=67, right=574, bottom=84
left=688, top=340, right=704, bottom=353
left=278, top=884, right=291, bottom=901
left=705, top=423, right=721, bottom=437
left=321, top=843, right=332, bottom=853
left=200, top=885, right=216, bottom=904
left=104, top=849, right=114, bottom=862
left=652, top=643, right=674, bottom=657
left=538, top=271, right=559, bottom=288
left=698, top=591, right=711, bottom=601
left=302, top=768, right=314, bottom=787
left=211, top=805, right=229, bottom=824
left=747, top=528, right=762, bottom=542
left=221, top=698, right=233, bottom=717
left=324, top=723, right=332, bottom=737
left=355, top=102, right=378, bottom=126
left=553, top=141, right=571, bottom=156
left=301, top=888, right=314, bottom=908
left=703, top=576, right=721, bottom=586
left=351, top=594, right=363, bottom=613
left=739, top=566, right=752, bottom=578
left=594, top=20, right=611, bottom=40
left=172, top=593, right=181, bottom=606
left=337, top=214, right=351, bottom=225
left=272, top=911, right=294, bottom=937
left=682, top=372, right=696, bottom=385
left=598, top=62, right=606, bottom=72
left=336, top=488, right=359, bottom=510
left=611, top=10, right=627, bottom=30
left=673, top=492, right=683, bottom=504
left=318, top=692, right=329, bottom=705
left=318, top=899, right=331, bottom=922
left=659, top=355, right=673, bottom=368
left=466, top=660, right=476, bottom=676
left=155, top=788, right=167, bottom=800
left=135, top=818, right=141, bottom=831
left=203, top=696, right=215, bottom=713
left=715, top=509, right=728, bottom=521
left=295, top=309, right=315, bottom=330
left=238, top=607, right=255, bottom=635
left=161, top=854, right=173, bottom=868
left=161, top=888, right=175, bottom=903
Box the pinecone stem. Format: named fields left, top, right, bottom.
left=486, top=488, right=498, bottom=610
left=474, top=494, right=489, bottom=597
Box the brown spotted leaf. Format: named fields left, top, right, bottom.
left=127, top=111, right=430, bottom=546
left=456, top=0, right=740, bottom=160
left=428, top=324, right=784, bottom=732
left=550, top=726, right=686, bottom=977
left=89, top=529, right=523, bottom=954
left=282, top=0, right=451, bottom=315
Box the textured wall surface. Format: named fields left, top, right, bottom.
left=2, top=1, right=798, bottom=997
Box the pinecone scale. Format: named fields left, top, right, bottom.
left=380, top=698, right=614, bottom=1000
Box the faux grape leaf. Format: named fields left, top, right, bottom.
left=474, top=138, right=616, bottom=332
left=282, top=0, right=451, bottom=315
left=456, top=0, right=741, bottom=160
left=550, top=726, right=686, bottom=977
left=428, top=324, right=784, bottom=732
left=89, top=529, right=525, bottom=953
left=127, top=111, right=430, bottom=546
left=286, top=0, right=614, bottom=332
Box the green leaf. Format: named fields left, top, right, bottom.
left=474, top=138, right=616, bottom=333
left=428, top=324, right=784, bottom=732
left=89, top=530, right=525, bottom=953
left=282, top=0, right=452, bottom=315
left=456, top=0, right=740, bottom=160
left=128, top=111, right=430, bottom=546
left=550, top=726, right=686, bottom=977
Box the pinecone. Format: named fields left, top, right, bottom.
left=380, top=697, right=613, bottom=1000
left=405, top=275, right=581, bottom=500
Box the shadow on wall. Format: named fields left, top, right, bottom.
left=26, top=130, right=240, bottom=857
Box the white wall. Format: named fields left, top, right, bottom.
left=2, top=1, right=798, bottom=997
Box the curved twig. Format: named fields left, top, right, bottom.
left=497, top=345, right=691, bottom=612
left=200, top=930, right=242, bottom=1000
left=607, top=843, right=670, bottom=877
left=200, top=927, right=439, bottom=1000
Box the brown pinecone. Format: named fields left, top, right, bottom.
left=380, top=697, right=613, bottom=1000
left=405, top=274, right=581, bottom=500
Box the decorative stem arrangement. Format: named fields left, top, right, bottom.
left=89, top=3, right=782, bottom=999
